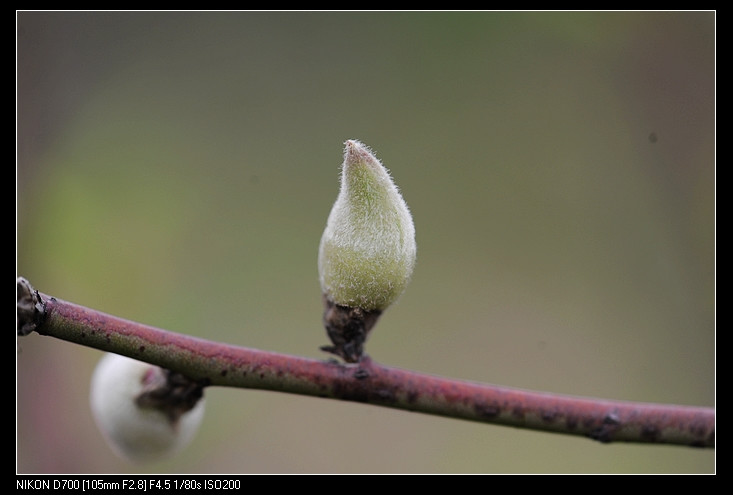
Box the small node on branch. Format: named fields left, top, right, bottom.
left=17, top=277, right=45, bottom=336
left=135, top=368, right=207, bottom=424
left=320, top=296, right=382, bottom=363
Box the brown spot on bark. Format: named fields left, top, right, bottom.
left=589, top=411, right=621, bottom=443
left=475, top=402, right=500, bottom=419
left=604, top=412, right=620, bottom=425
left=689, top=422, right=709, bottom=438
left=354, top=368, right=370, bottom=380
left=135, top=369, right=205, bottom=425
left=641, top=425, right=659, bottom=442
left=541, top=410, right=557, bottom=423
left=375, top=389, right=395, bottom=402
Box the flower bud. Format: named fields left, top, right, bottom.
left=318, top=140, right=416, bottom=362
left=90, top=353, right=205, bottom=463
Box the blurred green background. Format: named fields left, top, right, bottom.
left=17, top=11, right=714, bottom=474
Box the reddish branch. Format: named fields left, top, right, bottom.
left=17, top=278, right=714, bottom=448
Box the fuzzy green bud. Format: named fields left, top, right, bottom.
left=318, top=140, right=416, bottom=361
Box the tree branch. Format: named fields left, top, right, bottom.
left=17, top=277, right=714, bottom=449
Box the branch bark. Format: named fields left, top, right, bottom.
left=17, top=277, right=714, bottom=449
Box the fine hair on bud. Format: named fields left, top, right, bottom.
left=318, top=139, right=416, bottom=362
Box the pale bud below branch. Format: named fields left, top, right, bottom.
left=90, top=353, right=205, bottom=463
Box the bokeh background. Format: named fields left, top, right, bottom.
left=17, top=11, right=714, bottom=474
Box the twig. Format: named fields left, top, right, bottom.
left=17, top=277, right=714, bottom=448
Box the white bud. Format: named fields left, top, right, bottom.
left=90, top=353, right=205, bottom=463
